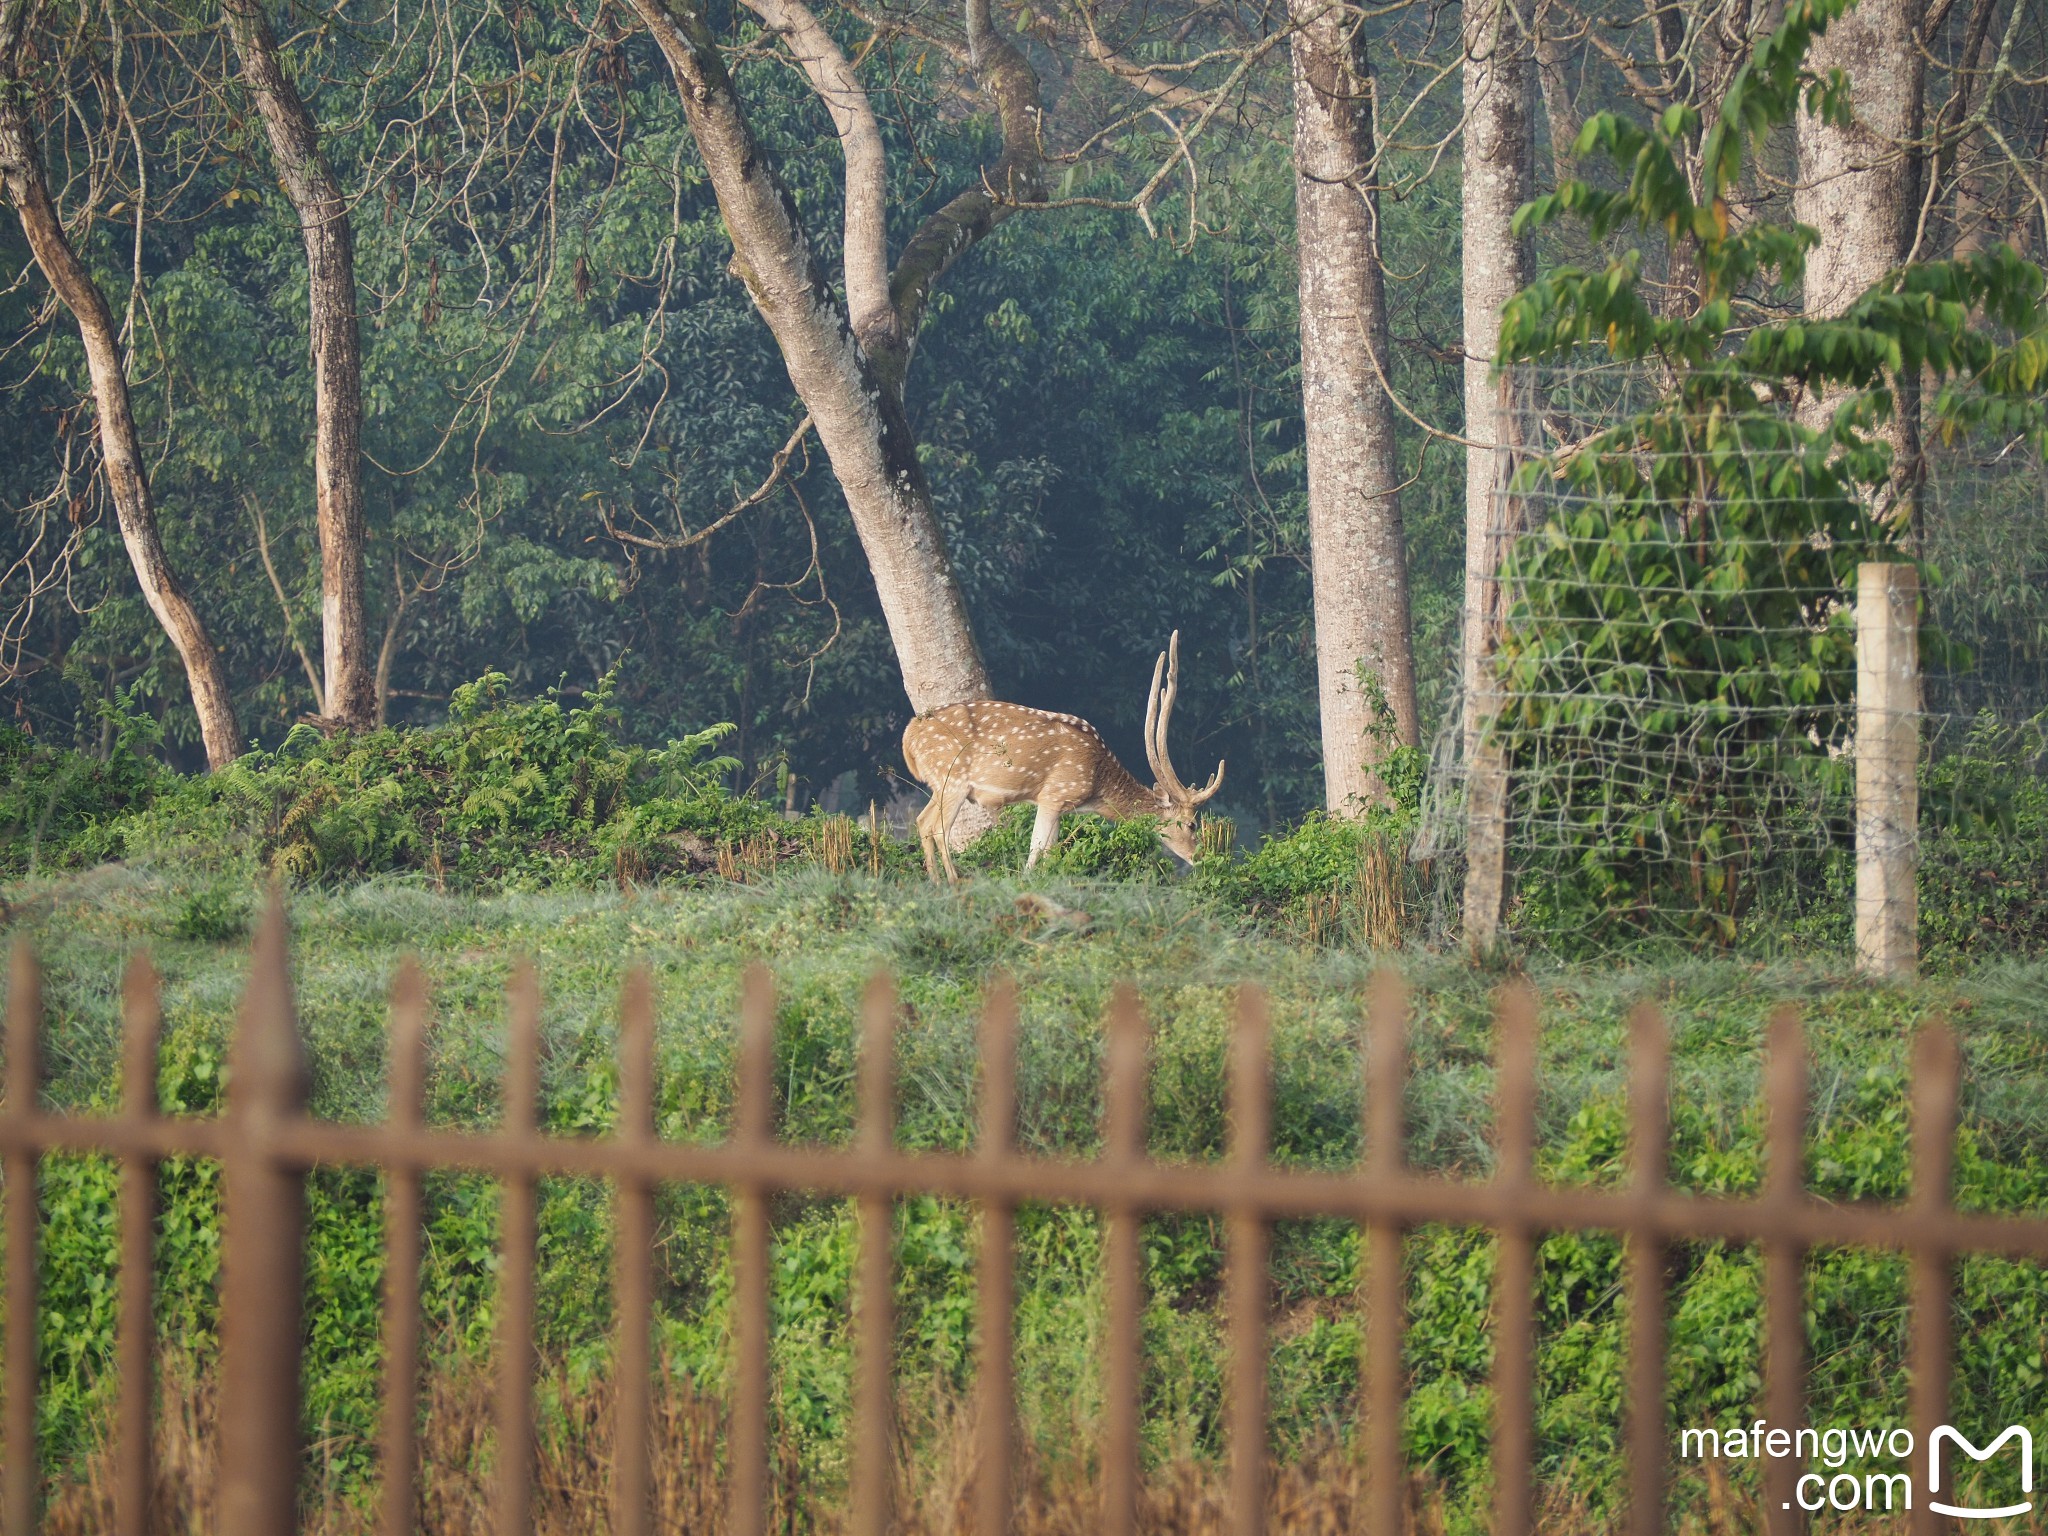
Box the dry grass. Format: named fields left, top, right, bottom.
left=1350, top=834, right=1405, bottom=951
left=40, top=1352, right=1923, bottom=1535
left=816, top=815, right=857, bottom=877
left=1290, top=837, right=1406, bottom=952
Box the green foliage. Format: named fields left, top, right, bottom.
left=1208, top=811, right=1377, bottom=907
left=958, top=804, right=1182, bottom=881
left=1919, top=713, right=2048, bottom=958
left=108, top=668, right=747, bottom=890
left=0, top=0, right=1489, bottom=830
left=1491, top=0, right=2048, bottom=948
left=1193, top=749, right=1424, bottom=928
left=167, top=883, right=251, bottom=943
left=5, top=669, right=1430, bottom=934
left=0, top=690, right=166, bottom=877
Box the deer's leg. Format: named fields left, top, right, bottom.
left=915, top=794, right=948, bottom=884
left=916, top=802, right=939, bottom=882
left=1025, top=801, right=1065, bottom=871
left=935, top=788, right=970, bottom=884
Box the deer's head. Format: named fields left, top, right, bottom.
left=1143, top=630, right=1225, bottom=863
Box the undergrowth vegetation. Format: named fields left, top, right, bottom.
left=2, top=677, right=2046, bottom=1528
left=0, top=673, right=1439, bottom=947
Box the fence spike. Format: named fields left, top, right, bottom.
left=1363, top=969, right=1406, bottom=1536
left=1492, top=980, right=1538, bottom=1536
left=217, top=892, right=308, bottom=1536
left=977, top=976, right=1018, bottom=1536
left=1908, top=1023, right=1959, bottom=1536
left=3, top=943, right=34, bottom=1114
left=614, top=967, right=656, bottom=1536
left=1762, top=1007, right=1807, bottom=1535
left=850, top=974, right=898, bottom=1536
left=4, top=941, right=40, bottom=1536
left=380, top=960, right=429, bottom=1536
left=737, top=965, right=775, bottom=1144
left=1625, top=1002, right=1669, bottom=1536
left=387, top=959, right=428, bottom=1125
left=115, top=955, right=160, bottom=1536
left=1228, top=985, right=1270, bottom=1536
left=229, top=886, right=308, bottom=1115
left=496, top=962, right=540, bottom=1536
left=1100, top=983, right=1146, bottom=1536
left=729, top=966, right=775, bottom=1536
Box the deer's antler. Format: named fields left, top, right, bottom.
left=1144, top=630, right=1225, bottom=805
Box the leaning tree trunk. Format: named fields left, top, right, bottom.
left=1797, top=0, right=1925, bottom=517
left=627, top=0, right=990, bottom=716
left=1289, top=0, right=1419, bottom=814
left=0, top=13, right=241, bottom=767
left=223, top=0, right=374, bottom=730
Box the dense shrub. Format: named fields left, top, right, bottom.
left=3, top=670, right=765, bottom=890
left=0, top=690, right=167, bottom=877
left=1919, top=712, right=2048, bottom=958
left=1190, top=745, right=1426, bottom=943
left=1, top=677, right=1444, bottom=934
left=958, top=803, right=1184, bottom=881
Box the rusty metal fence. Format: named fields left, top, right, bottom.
left=3, top=900, right=2048, bottom=1535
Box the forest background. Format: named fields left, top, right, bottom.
left=0, top=0, right=2029, bottom=832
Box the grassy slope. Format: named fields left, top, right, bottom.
left=5, top=861, right=2047, bottom=1527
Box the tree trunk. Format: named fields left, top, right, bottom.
left=0, top=11, right=241, bottom=767
left=223, top=0, right=374, bottom=730
left=1458, top=0, right=1536, bottom=762
left=1798, top=0, right=1925, bottom=315
left=626, top=0, right=990, bottom=716
left=1936, top=0, right=2000, bottom=259
left=1289, top=0, right=1419, bottom=815
left=1796, top=0, right=1925, bottom=513
left=1531, top=17, right=1582, bottom=177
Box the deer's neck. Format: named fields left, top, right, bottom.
left=1092, top=759, right=1164, bottom=821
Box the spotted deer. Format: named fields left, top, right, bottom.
left=901, top=631, right=1225, bottom=883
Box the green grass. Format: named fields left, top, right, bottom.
left=4, top=858, right=2047, bottom=1528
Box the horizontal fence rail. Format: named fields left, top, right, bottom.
left=0, top=896, right=2041, bottom=1535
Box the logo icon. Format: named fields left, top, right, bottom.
left=1928, top=1425, right=2034, bottom=1520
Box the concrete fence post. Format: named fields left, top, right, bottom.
left=1855, top=562, right=1919, bottom=981
left=216, top=891, right=310, bottom=1534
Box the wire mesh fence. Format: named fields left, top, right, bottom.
left=4, top=904, right=2048, bottom=1532
left=1419, top=362, right=2048, bottom=959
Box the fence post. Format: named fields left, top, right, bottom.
left=1855, top=562, right=1918, bottom=980
left=216, top=893, right=309, bottom=1536
left=5, top=945, right=41, bottom=1536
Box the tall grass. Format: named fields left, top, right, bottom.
left=46, top=1348, right=1916, bottom=1535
